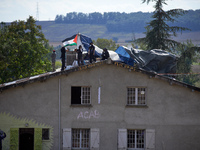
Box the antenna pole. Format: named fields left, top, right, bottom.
left=36, top=2, right=39, bottom=21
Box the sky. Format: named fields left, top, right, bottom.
left=0, top=0, right=200, bottom=22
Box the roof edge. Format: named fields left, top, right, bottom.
left=0, top=60, right=200, bottom=93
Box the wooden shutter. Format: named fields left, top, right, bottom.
left=118, top=129, right=127, bottom=150
left=10, top=128, right=19, bottom=150
left=146, top=129, right=155, bottom=150
left=90, top=128, right=99, bottom=150
left=34, top=128, right=42, bottom=150
left=63, top=128, right=71, bottom=150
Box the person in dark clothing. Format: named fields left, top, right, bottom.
left=101, top=48, right=110, bottom=60
left=88, top=42, right=96, bottom=63
left=0, top=129, right=6, bottom=150
left=51, top=50, right=56, bottom=71
left=60, top=46, right=68, bottom=71
left=77, top=45, right=84, bottom=66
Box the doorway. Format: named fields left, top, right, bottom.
left=19, top=128, right=34, bottom=150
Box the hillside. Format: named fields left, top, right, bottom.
left=36, top=10, right=200, bottom=46
left=36, top=21, right=137, bottom=43
left=37, top=21, right=200, bottom=47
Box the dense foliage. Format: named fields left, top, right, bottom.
left=176, top=41, right=200, bottom=85
left=93, top=38, right=118, bottom=51
left=55, top=10, right=200, bottom=33
left=0, top=16, right=52, bottom=84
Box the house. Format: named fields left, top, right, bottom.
left=0, top=60, right=200, bottom=150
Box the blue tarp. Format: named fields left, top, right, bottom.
left=115, top=46, right=135, bottom=66
left=80, top=34, right=92, bottom=52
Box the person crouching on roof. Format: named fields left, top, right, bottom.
left=101, top=48, right=110, bottom=60
left=77, top=45, right=84, bottom=66
left=88, top=42, right=96, bottom=63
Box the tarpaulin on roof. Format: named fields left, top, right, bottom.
left=132, top=48, right=178, bottom=73
left=115, top=46, right=178, bottom=73
left=115, top=46, right=135, bottom=66
left=79, top=34, right=93, bottom=52
left=62, top=34, right=178, bottom=73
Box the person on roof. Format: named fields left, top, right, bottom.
left=76, top=45, right=84, bottom=66
left=51, top=50, right=56, bottom=71
left=88, top=42, right=96, bottom=63
left=60, top=47, right=69, bottom=71
left=101, top=48, right=110, bottom=60
left=0, top=129, right=6, bottom=150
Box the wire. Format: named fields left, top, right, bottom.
left=158, top=72, right=200, bottom=76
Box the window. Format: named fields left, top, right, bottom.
left=72, top=129, right=90, bottom=149
left=71, top=86, right=91, bottom=105
left=127, top=129, right=145, bottom=149
left=42, top=128, right=49, bottom=140
left=63, top=128, right=99, bottom=149
left=127, top=87, right=146, bottom=105
left=118, top=129, right=155, bottom=150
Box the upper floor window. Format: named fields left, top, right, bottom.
left=127, top=87, right=146, bottom=105
left=71, top=86, right=91, bottom=105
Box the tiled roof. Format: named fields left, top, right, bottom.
left=0, top=59, right=200, bottom=93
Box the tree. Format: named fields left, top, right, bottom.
left=176, top=41, right=200, bottom=86
left=138, top=0, right=189, bottom=51
left=93, top=38, right=117, bottom=51
left=0, top=16, right=51, bottom=84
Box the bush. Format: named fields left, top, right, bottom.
left=55, top=60, right=62, bottom=69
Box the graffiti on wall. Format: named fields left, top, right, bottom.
left=77, top=110, right=100, bottom=119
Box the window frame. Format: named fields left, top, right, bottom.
left=81, top=86, right=91, bottom=105
left=127, top=87, right=147, bottom=106
left=72, top=128, right=90, bottom=149
left=127, top=129, right=145, bottom=150
left=42, top=128, right=50, bottom=141
left=118, top=129, right=155, bottom=150
left=71, top=86, right=91, bottom=106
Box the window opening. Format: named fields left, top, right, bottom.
left=42, top=128, right=49, bottom=140
left=71, top=86, right=91, bottom=105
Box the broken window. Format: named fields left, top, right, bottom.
left=127, top=87, right=146, bottom=105
left=71, top=86, right=91, bottom=105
